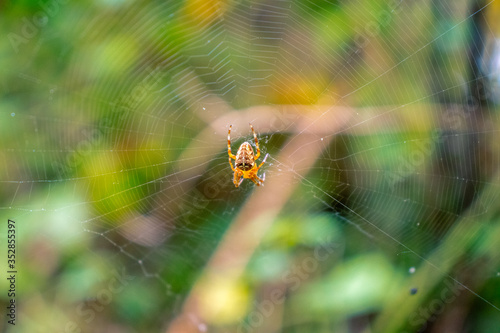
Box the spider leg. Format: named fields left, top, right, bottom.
left=229, top=157, right=235, bottom=172
left=253, top=175, right=265, bottom=186
left=228, top=125, right=236, bottom=159
left=250, top=123, right=260, bottom=160
left=234, top=170, right=243, bottom=187
left=249, top=177, right=261, bottom=186
left=256, top=153, right=269, bottom=170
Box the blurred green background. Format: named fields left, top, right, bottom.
left=1, top=0, right=500, bottom=332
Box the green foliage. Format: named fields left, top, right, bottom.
left=1, top=0, right=499, bottom=332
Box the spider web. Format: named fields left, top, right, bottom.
left=2, top=0, right=500, bottom=331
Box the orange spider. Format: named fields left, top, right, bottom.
left=228, top=123, right=269, bottom=187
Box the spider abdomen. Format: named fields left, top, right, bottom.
left=235, top=142, right=255, bottom=171
left=228, top=124, right=267, bottom=187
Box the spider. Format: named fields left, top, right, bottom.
left=228, top=123, right=269, bottom=187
